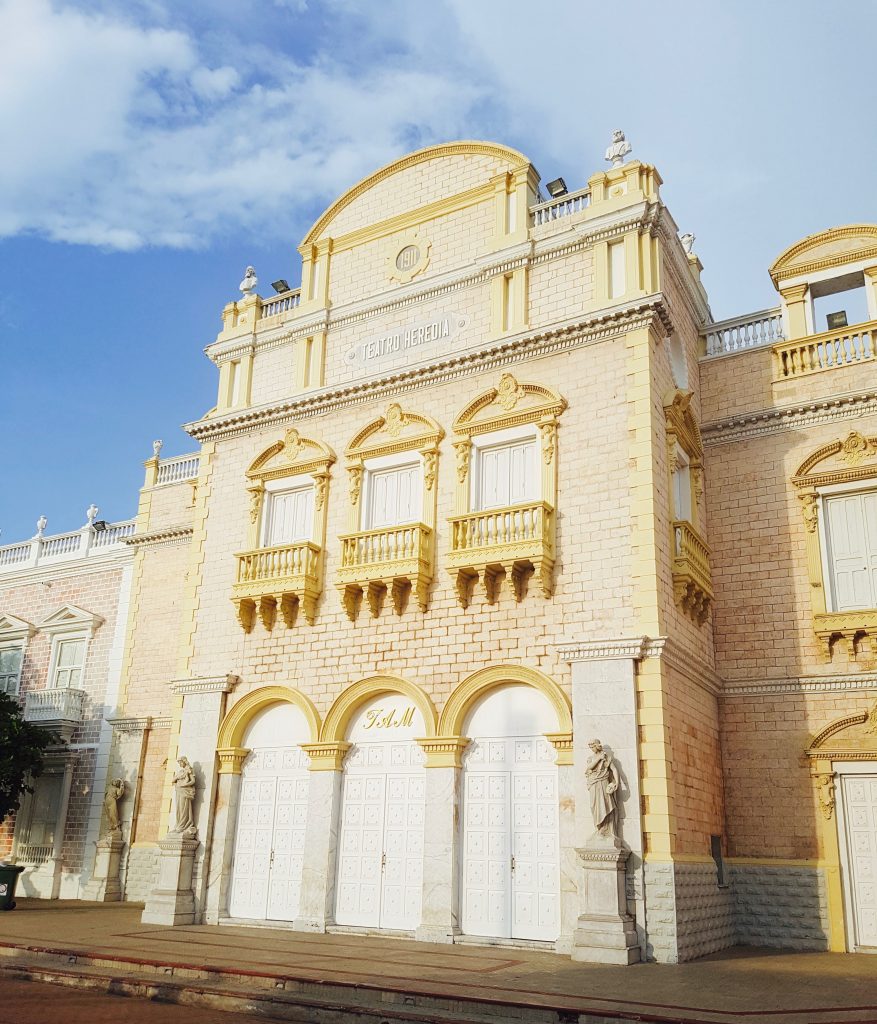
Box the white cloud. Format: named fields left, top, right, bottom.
left=0, top=0, right=492, bottom=250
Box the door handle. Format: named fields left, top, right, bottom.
left=270, top=849, right=275, bottom=866
left=381, top=852, right=387, bottom=871
left=510, top=855, right=516, bottom=871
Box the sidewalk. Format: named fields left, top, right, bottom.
left=1, top=901, right=876, bottom=1024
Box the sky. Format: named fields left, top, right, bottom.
left=1, top=0, right=875, bottom=543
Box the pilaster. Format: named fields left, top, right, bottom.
left=294, top=767, right=343, bottom=932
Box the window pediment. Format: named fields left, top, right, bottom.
left=663, top=389, right=703, bottom=460
left=806, top=701, right=877, bottom=761
left=346, top=403, right=443, bottom=461
left=38, top=604, right=103, bottom=637
left=770, top=224, right=877, bottom=286
left=453, top=374, right=566, bottom=437
left=246, top=428, right=335, bottom=482
left=0, top=613, right=36, bottom=642
left=793, top=431, right=877, bottom=489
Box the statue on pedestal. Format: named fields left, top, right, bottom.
left=586, top=738, right=620, bottom=841
left=239, top=266, right=258, bottom=296
left=170, top=756, right=197, bottom=838
left=604, top=130, right=632, bottom=168
left=102, top=778, right=125, bottom=838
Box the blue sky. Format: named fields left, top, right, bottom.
left=1, top=0, right=875, bottom=542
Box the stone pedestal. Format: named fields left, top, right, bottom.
left=82, top=835, right=124, bottom=902
left=572, top=842, right=640, bottom=964
left=141, top=834, right=200, bottom=925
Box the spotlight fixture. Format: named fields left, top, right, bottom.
left=92, top=520, right=108, bottom=533
left=826, top=311, right=848, bottom=330
left=546, top=177, right=568, bottom=199
left=271, top=279, right=291, bottom=294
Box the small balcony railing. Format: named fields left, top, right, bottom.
left=703, top=308, right=784, bottom=356
left=337, top=523, right=433, bottom=619
left=447, top=501, right=555, bottom=606
left=672, top=520, right=713, bottom=624
left=24, top=687, right=86, bottom=738
left=232, top=541, right=322, bottom=630
left=772, top=319, right=877, bottom=381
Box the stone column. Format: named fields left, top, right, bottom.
left=295, top=742, right=349, bottom=932
left=416, top=738, right=468, bottom=943
left=203, top=749, right=247, bottom=924
left=557, top=637, right=647, bottom=960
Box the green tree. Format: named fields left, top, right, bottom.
left=0, top=691, right=55, bottom=824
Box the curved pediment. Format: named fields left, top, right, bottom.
left=793, top=430, right=877, bottom=488
left=770, top=224, right=877, bottom=286
left=664, top=389, right=703, bottom=459
left=453, top=373, right=567, bottom=436
left=807, top=701, right=877, bottom=759
left=346, top=403, right=443, bottom=459
left=301, top=141, right=532, bottom=248
left=246, top=428, right=336, bottom=481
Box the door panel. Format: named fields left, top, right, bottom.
left=462, top=736, right=560, bottom=942
left=229, top=748, right=310, bottom=923
left=843, top=775, right=877, bottom=948
left=335, top=743, right=426, bottom=930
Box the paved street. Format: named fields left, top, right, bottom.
left=0, top=976, right=240, bottom=1024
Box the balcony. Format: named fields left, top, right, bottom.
left=672, top=520, right=713, bottom=624
left=24, top=687, right=85, bottom=740
left=703, top=307, right=784, bottom=357
left=337, top=523, right=432, bottom=619
left=232, top=541, right=322, bottom=630
left=772, top=319, right=876, bottom=381
left=447, top=501, right=555, bottom=607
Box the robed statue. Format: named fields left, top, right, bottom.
left=103, top=778, right=125, bottom=838
left=586, top=739, right=620, bottom=840
left=170, top=756, right=197, bottom=837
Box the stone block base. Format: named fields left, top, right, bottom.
left=572, top=842, right=641, bottom=965
left=572, top=914, right=641, bottom=964
left=82, top=836, right=124, bottom=902
left=141, top=835, right=199, bottom=926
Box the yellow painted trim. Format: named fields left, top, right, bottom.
left=301, top=140, right=531, bottom=247
left=769, top=223, right=877, bottom=285
left=417, top=736, right=470, bottom=769
left=216, top=746, right=250, bottom=776
left=438, top=664, right=572, bottom=737
left=321, top=675, right=438, bottom=742
left=216, top=684, right=321, bottom=749
left=545, top=731, right=573, bottom=766
left=301, top=741, right=352, bottom=772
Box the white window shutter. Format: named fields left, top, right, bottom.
left=366, top=464, right=421, bottom=528
left=826, top=493, right=877, bottom=610
left=266, top=486, right=314, bottom=545
left=478, top=439, right=537, bottom=510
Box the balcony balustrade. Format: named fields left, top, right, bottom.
left=447, top=501, right=555, bottom=607
left=0, top=519, right=135, bottom=574
left=259, top=290, right=302, bottom=319
left=24, top=687, right=86, bottom=739
left=530, top=187, right=591, bottom=227
left=772, top=318, right=877, bottom=381
left=154, top=454, right=200, bottom=485
left=703, top=308, right=784, bottom=356
left=672, top=520, right=713, bottom=624
left=232, top=541, right=322, bottom=630
left=337, top=523, right=432, bottom=619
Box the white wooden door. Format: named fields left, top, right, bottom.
left=842, top=774, right=877, bottom=949
left=228, top=747, right=310, bottom=922
left=335, top=740, right=425, bottom=930
left=461, top=737, right=559, bottom=941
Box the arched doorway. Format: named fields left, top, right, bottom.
left=227, top=701, right=312, bottom=922
left=455, top=680, right=565, bottom=942
left=330, top=681, right=434, bottom=932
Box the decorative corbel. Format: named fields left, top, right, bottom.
left=453, top=440, right=471, bottom=484
left=313, top=471, right=329, bottom=511
left=348, top=464, right=363, bottom=507
left=538, top=418, right=557, bottom=465
left=799, top=491, right=819, bottom=533
left=816, top=772, right=836, bottom=820
left=422, top=447, right=438, bottom=491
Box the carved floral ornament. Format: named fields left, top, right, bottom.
left=792, top=431, right=877, bottom=533
left=663, top=389, right=704, bottom=464
left=243, top=429, right=336, bottom=531
left=453, top=373, right=567, bottom=440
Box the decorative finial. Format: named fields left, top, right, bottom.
left=86, top=504, right=99, bottom=526
left=680, top=232, right=696, bottom=256
left=239, top=265, right=258, bottom=296
left=604, top=129, right=632, bottom=168
left=152, top=439, right=163, bottom=459
left=36, top=515, right=47, bottom=537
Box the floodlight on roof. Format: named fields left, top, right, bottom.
left=546, top=177, right=568, bottom=199
left=271, top=279, right=291, bottom=294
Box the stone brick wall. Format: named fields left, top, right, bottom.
left=729, top=863, right=829, bottom=949
left=123, top=843, right=160, bottom=903
left=643, top=860, right=734, bottom=962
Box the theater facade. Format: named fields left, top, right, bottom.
left=3, top=137, right=877, bottom=963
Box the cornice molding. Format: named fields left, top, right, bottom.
left=702, top=389, right=877, bottom=447
left=557, top=636, right=649, bottom=661
left=124, top=526, right=194, bottom=548
left=171, top=674, right=240, bottom=695
left=108, top=715, right=153, bottom=733
left=189, top=299, right=673, bottom=443
left=722, top=674, right=877, bottom=697
left=0, top=546, right=134, bottom=587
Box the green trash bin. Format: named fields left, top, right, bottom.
left=0, top=863, right=25, bottom=910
